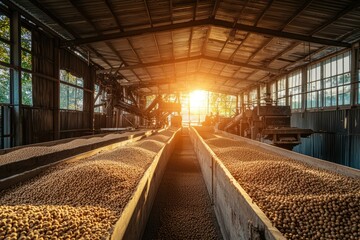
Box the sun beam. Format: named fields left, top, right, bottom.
left=189, top=90, right=208, bottom=110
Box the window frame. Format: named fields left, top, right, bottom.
left=59, top=69, right=84, bottom=111
left=0, top=12, right=11, bottom=105
left=20, top=24, right=33, bottom=106
left=288, top=70, right=302, bottom=111
left=277, top=77, right=287, bottom=106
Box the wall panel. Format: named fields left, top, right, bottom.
left=292, top=109, right=359, bottom=169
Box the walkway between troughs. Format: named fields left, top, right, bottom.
left=142, top=128, right=223, bottom=240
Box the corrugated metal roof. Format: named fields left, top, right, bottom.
left=13, top=0, right=360, bottom=95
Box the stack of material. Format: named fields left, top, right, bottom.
left=202, top=133, right=360, bottom=240
left=0, top=129, right=176, bottom=239
left=0, top=132, right=143, bottom=166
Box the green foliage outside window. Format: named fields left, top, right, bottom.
left=0, top=15, right=10, bottom=104
left=0, top=15, right=10, bottom=40
left=21, top=72, right=33, bottom=105
left=20, top=26, right=33, bottom=105
left=0, top=15, right=10, bottom=64
left=60, top=70, right=84, bottom=111
left=21, top=50, right=32, bottom=70
left=21, top=27, right=31, bottom=50
left=209, top=92, right=236, bottom=117
left=0, top=66, right=10, bottom=103
left=94, top=84, right=103, bottom=113
left=0, top=41, right=10, bottom=63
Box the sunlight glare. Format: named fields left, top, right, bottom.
left=189, top=90, right=208, bottom=109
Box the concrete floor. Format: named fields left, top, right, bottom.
left=142, top=129, right=223, bottom=240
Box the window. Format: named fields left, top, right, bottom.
left=288, top=70, right=302, bottom=110
left=209, top=92, right=236, bottom=117
left=243, top=93, right=249, bottom=108
left=358, top=67, right=360, bottom=104
left=249, top=88, right=258, bottom=107
left=60, top=70, right=84, bottom=111
left=307, top=63, right=322, bottom=108
left=259, top=84, right=267, bottom=104
left=323, top=51, right=351, bottom=107
left=270, top=82, right=276, bottom=103
left=0, top=66, right=10, bottom=103
left=94, top=84, right=104, bottom=113
left=21, top=26, right=33, bottom=105
left=0, top=14, right=10, bottom=104
left=277, top=77, right=286, bottom=106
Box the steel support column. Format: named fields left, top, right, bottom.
left=10, top=11, right=22, bottom=146
left=53, top=40, right=60, bottom=140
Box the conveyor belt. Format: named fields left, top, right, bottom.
left=143, top=129, right=222, bottom=240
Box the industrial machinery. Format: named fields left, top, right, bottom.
left=223, top=105, right=313, bottom=149
left=114, top=94, right=181, bottom=128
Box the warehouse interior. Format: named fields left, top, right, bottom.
left=0, top=0, right=359, bottom=239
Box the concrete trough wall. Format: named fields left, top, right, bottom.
left=110, top=128, right=180, bottom=240
left=189, top=127, right=285, bottom=240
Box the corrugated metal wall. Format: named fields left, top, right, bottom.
left=292, top=108, right=360, bottom=169
left=94, top=113, right=106, bottom=130
left=0, top=26, right=97, bottom=149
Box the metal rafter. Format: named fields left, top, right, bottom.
left=242, top=1, right=358, bottom=84
left=68, top=0, right=117, bottom=70
left=211, top=0, right=220, bottom=18
left=144, top=0, right=153, bottom=27
left=97, top=55, right=280, bottom=74
left=227, top=0, right=271, bottom=61
left=212, top=0, right=249, bottom=60
left=30, top=0, right=78, bottom=39
left=171, top=31, right=176, bottom=59
left=245, top=0, right=313, bottom=64
left=87, top=46, right=113, bottom=68
left=273, top=1, right=358, bottom=65
left=279, top=0, right=314, bottom=30
left=201, top=26, right=212, bottom=56
left=310, top=1, right=360, bottom=36
left=169, top=0, right=173, bottom=24
left=153, top=34, right=162, bottom=60
left=122, top=72, right=253, bottom=88
left=104, top=0, right=124, bottom=32
left=126, top=38, right=153, bottom=88
left=103, top=0, right=134, bottom=81
left=187, top=0, right=197, bottom=63
left=66, top=19, right=351, bottom=48
left=283, top=29, right=355, bottom=71
left=69, top=0, right=134, bottom=84
left=68, top=0, right=98, bottom=32
left=188, top=27, right=193, bottom=58
left=193, top=0, right=198, bottom=21
left=141, top=87, right=239, bottom=97
left=105, top=42, right=129, bottom=80
left=229, top=0, right=273, bottom=78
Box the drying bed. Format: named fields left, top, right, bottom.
left=192, top=127, right=359, bottom=240
left=0, top=128, right=179, bottom=239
